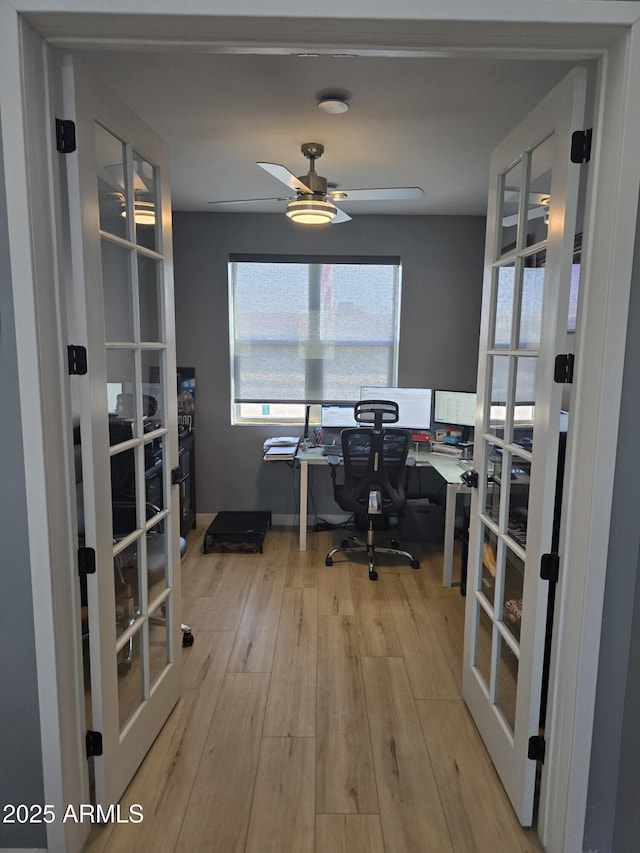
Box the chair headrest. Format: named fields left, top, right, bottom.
left=355, top=400, right=399, bottom=432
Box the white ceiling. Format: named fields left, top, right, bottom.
left=72, top=49, right=586, bottom=217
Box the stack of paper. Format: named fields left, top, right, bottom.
left=263, top=437, right=300, bottom=461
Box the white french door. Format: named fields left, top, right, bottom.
left=63, top=56, right=182, bottom=807
left=462, top=68, right=586, bottom=825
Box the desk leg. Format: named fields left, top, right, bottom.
left=299, top=460, right=308, bottom=551
left=443, top=483, right=458, bottom=587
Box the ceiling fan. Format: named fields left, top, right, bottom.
left=207, top=142, right=424, bottom=225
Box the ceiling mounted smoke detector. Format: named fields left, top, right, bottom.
left=317, top=95, right=350, bottom=115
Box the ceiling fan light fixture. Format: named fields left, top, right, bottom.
left=286, top=198, right=337, bottom=224
left=121, top=199, right=156, bottom=226
left=317, top=96, right=349, bottom=115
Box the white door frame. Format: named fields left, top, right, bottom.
left=2, top=4, right=640, bottom=852
left=0, top=10, right=89, bottom=853
left=539, top=25, right=640, bottom=852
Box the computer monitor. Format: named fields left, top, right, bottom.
left=320, top=404, right=359, bottom=429
left=107, top=382, right=124, bottom=414
left=360, top=387, right=432, bottom=429
left=433, top=390, right=477, bottom=428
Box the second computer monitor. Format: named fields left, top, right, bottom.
left=320, top=404, right=359, bottom=429
left=433, top=390, right=477, bottom=427
left=360, top=386, right=432, bottom=430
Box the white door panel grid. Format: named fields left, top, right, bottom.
left=62, top=55, right=181, bottom=807
left=463, top=67, right=586, bottom=825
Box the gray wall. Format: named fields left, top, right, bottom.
left=584, top=190, right=640, bottom=852
left=173, top=211, right=485, bottom=517
left=0, top=121, right=46, bottom=849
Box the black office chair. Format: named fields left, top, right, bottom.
left=325, top=400, right=420, bottom=581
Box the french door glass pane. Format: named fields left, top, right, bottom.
left=496, top=636, right=518, bottom=732
left=133, top=152, right=159, bottom=252
left=110, top=448, right=138, bottom=532
left=484, top=445, right=501, bottom=524
left=514, top=356, right=536, bottom=431
left=503, top=550, right=525, bottom=643
left=96, top=123, right=128, bottom=240
left=114, top=544, right=142, bottom=641
left=148, top=606, right=170, bottom=688
left=476, top=605, right=493, bottom=693
left=499, top=159, right=523, bottom=256
left=488, top=355, right=509, bottom=436
left=106, top=350, right=136, bottom=440
left=102, top=241, right=133, bottom=342
left=147, top=534, right=168, bottom=601
left=519, top=252, right=546, bottom=349
left=527, top=134, right=554, bottom=246
left=480, top=524, right=498, bottom=606
left=144, top=436, right=164, bottom=509
left=493, top=264, right=515, bottom=349
left=141, top=350, right=163, bottom=428
left=508, top=453, right=531, bottom=548
left=138, top=255, right=161, bottom=343
left=118, top=629, right=143, bottom=731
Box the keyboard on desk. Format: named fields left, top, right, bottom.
left=320, top=444, right=340, bottom=456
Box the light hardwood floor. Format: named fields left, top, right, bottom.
left=84, top=518, right=542, bottom=853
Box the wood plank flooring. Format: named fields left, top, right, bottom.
left=84, top=518, right=541, bottom=853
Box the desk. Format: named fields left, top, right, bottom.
left=296, top=446, right=471, bottom=586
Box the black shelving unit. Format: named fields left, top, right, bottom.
left=178, top=429, right=196, bottom=537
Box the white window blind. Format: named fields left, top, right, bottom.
left=229, top=256, right=401, bottom=405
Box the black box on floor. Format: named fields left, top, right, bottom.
left=398, top=500, right=444, bottom=543
left=203, top=511, right=272, bottom=554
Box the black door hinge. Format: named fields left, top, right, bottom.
left=554, top=353, right=574, bottom=384
left=528, top=734, right=546, bottom=763
left=86, top=730, right=103, bottom=758
left=78, top=547, right=96, bottom=578
left=540, top=552, right=560, bottom=584
left=571, top=128, right=592, bottom=164
left=55, top=118, right=76, bottom=154
left=67, top=345, right=88, bottom=375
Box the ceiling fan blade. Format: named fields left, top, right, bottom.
left=207, top=196, right=293, bottom=205
left=257, top=162, right=314, bottom=194
left=329, top=187, right=424, bottom=202
left=331, top=206, right=352, bottom=224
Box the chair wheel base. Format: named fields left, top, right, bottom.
left=325, top=556, right=333, bottom=566
left=369, top=569, right=379, bottom=581
left=411, top=560, right=420, bottom=569
left=182, top=630, right=194, bottom=648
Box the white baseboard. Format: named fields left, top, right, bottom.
left=0, top=848, right=47, bottom=852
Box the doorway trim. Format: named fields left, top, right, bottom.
left=538, top=24, right=640, bottom=851
left=3, top=5, right=640, bottom=852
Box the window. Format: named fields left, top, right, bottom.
left=229, top=255, right=401, bottom=424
